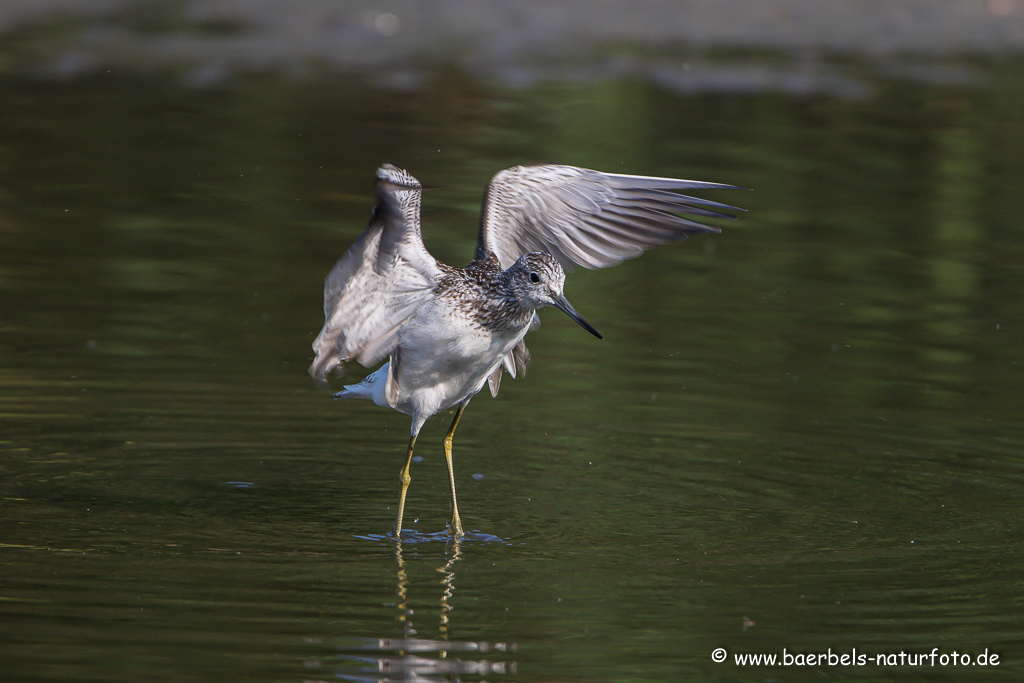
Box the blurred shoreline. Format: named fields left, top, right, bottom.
left=3, top=0, right=1024, bottom=85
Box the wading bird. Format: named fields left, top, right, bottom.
left=310, top=163, right=742, bottom=538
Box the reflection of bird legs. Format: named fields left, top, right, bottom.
left=394, top=541, right=416, bottom=639
left=393, top=537, right=463, bottom=647
left=379, top=538, right=516, bottom=678
left=438, top=537, right=462, bottom=641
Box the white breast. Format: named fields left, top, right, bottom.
left=390, top=296, right=529, bottom=418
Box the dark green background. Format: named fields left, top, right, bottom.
left=1, top=35, right=1023, bottom=683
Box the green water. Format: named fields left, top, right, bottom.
left=2, top=64, right=1024, bottom=682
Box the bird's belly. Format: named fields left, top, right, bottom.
left=394, top=311, right=525, bottom=414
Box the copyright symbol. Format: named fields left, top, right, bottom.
left=711, top=647, right=727, bottom=663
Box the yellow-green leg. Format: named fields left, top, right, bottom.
left=394, top=432, right=419, bottom=538
left=443, top=403, right=467, bottom=538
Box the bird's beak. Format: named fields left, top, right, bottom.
left=552, top=294, right=603, bottom=340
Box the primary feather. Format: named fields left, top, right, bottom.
left=476, top=164, right=744, bottom=271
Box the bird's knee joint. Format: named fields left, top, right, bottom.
left=399, top=471, right=411, bottom=486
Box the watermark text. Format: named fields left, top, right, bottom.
left=711, top=647, right=999, bottom=668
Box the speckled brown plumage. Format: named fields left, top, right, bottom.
left=433, top=251, right=536, bottom=333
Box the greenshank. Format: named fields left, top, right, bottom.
left=310, top=163, right=743, bottom=538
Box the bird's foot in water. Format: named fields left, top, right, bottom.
left=447, top=515, right=465, bottom=538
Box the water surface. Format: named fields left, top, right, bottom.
left=2, top=62, right=1024, bottom=682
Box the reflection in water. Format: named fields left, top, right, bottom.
left=923, top=116, right=983, bottom=407
left=331, top=638, right=516, bottom=682
left=324, top=538, right=516, bottom=682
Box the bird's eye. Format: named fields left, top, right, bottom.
left=529, top=272, right=540, bottom=284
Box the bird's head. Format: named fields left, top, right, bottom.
left=507, top=252, right=603, bottom=339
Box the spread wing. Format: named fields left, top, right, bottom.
left=309, top=164, right=440, bottom=386
left=476, top=164, right=744, bottom=270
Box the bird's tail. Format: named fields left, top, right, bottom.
left=332, top=383, right=373, bottom=401
left=331, top=362, right=390, bottom=405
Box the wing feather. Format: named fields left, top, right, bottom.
left=309, top=164, right=440, bottom=386
left=476, top=164, right=744, bottom=270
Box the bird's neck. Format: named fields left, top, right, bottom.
left=460, top=258, right=536, bottom=332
